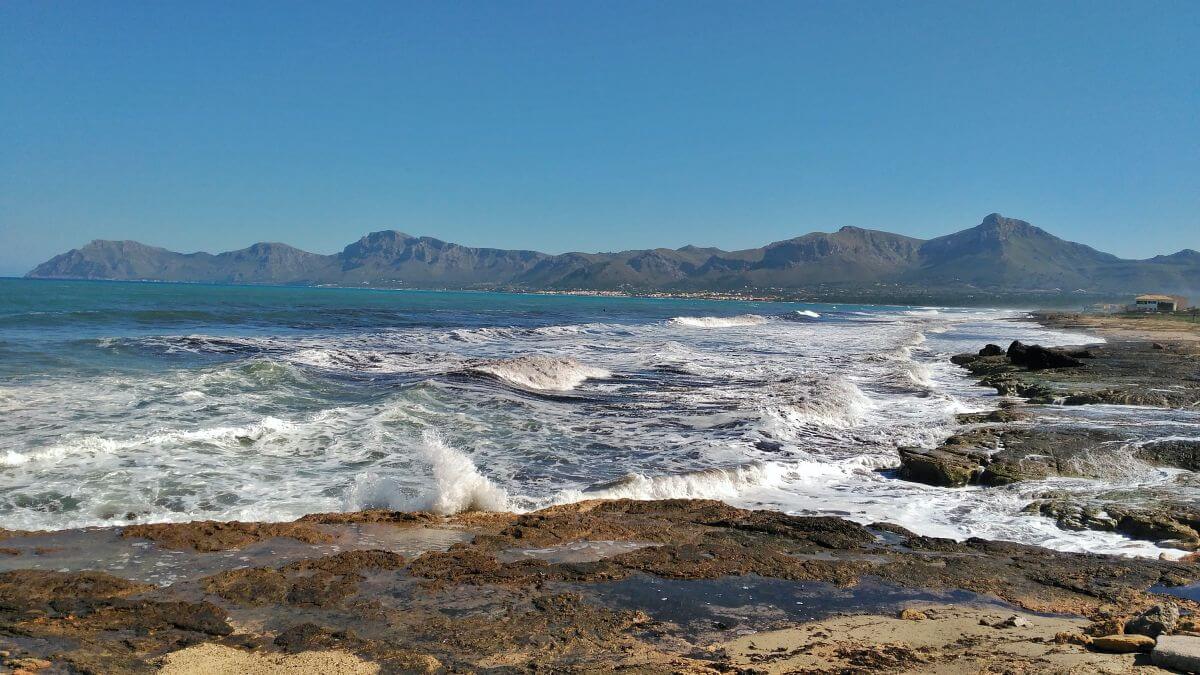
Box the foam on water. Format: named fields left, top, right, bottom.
left=3, top=281, right=1193, bottom=558
left=668, top=314, right=768, bottom=328
left=348, top=429, right=509, bottom=515
left=467, top=355, right=610, bottom=391
left=563, top=461, right=792, bottom=502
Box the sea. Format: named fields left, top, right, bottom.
left=2, top=278, right=1196, bottom=557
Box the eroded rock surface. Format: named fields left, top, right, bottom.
left=2, top=499, right=1199, bottom=673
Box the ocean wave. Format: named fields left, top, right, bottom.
left=762, top=376, right=872, bottom=429
left=668, top=314, right=768, bottom=328
left=347, top=429, right=509, bottom=515
left=466, top=355, right=610, bottom=391
left=566, top=461, right=790, bottom=502
left=2, top=417, right=297, bottom=468
left=446, top=323, right=596, bottom=343
left=288, top=347, right=451, bottom=374
left=794, top=310, right=821, bottom=319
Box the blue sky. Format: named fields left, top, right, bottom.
left=2, top=1, right=1197, bottom=275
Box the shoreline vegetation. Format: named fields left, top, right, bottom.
left=3, top=313, right=1200, bottom=672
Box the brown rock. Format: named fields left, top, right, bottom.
left=1091, top=634, right=1155, bottom=653
left=898, top=608, right=928, bottom=620
left=1054, top=632, right=1092, bottom=646
left=122, top=520, right=333, bottom=551
left=6, top=658, right=52, bottom=671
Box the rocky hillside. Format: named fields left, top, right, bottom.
left=26, top=214, right=1200, bottom=297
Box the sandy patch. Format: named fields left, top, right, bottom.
left=716, top=604, right=1173, bottom=674
left=1038, top=312, right=1200, bottom=343
left=158, top=643, right=379, bottom=674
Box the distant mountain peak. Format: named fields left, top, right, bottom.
left=975, top=213, right=1039, bottom=236
left=26, top=214, right=1200, bottom=297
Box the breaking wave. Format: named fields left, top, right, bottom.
left=3, top=417, right=297, bottom=468
left=348, top=429, right=508, bottom=515
left=466, top=355, right=610, bottom=391
left=668, top=314, right=768, bottom=328
left=567, top=461, right=790, bottom=502
left=761, top=376, right=872, bottom=429
left=794, top=310, right=821, bottom=319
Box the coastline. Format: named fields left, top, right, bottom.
left=2, top=499, right=1198, bottom=673
left=3, top=312, right=1200, bottom=672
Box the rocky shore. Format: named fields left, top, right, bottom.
left=3, top=498, right=1200, bottom=673
left=3, top=311, right=1200, bottom=673
left=897, top=312, right=1200, bottom=557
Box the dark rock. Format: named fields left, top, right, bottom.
left=274, top=623, right=359, bottom=653
left=1125, top=603, right=1179, bottom=637
left=1028, top=499, right=1200, bottom=549
left=955, top=406, right=1025, bottom=424
left=979, top=344, right=1005, bottom=356
left=1007, top=341, right=1085, bottom=370
left=897, top=447, right=981, bottom=487
left=1135, top=440, right=1200, bottom=472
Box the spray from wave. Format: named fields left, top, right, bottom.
left=467, top=355, right=609, bottom=391
left=668, top=314, right=767, bottom=328
left=347, top=429, right=509, bottom=515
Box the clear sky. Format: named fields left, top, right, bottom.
left=2, top=1, right=1197, bottom=275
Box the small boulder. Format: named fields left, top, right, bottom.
left=1054, top=632, right=1092, bottom=646
left=999, top=615, right=1031, bottom=628
left=1152, top=635, right=1200, bottom=672
left=1006, top=340, right=1085, bottom=370
left=1091, top=634, right=1155, bottom=653
left=1126, top=604, right=1180, bottom=637
left=897, top=447, right=980, bottom=487
left=978, top=344, right=1005, bottom=356
left=898, top=608, right=928, bottom=621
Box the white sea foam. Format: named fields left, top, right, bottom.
left=668, top=314, right=768, bottom=328
left=566, top=461, right=790, bottom=502
left=355, top=429, right=510, bottom=515
left=7, top=301, right=1196, bottom=559
left=468, top=355, right=609, bottom=390
left=762, top=376, right=872, bottom=429
left=794, top=310, right=821, bottom=318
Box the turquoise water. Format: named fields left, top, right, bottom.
left=0, top=278, right=1187, bottom=557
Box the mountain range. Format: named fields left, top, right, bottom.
left=26, top=214, right=1200, bottom=301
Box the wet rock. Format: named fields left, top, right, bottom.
left=901, top=426, right=1121, bottom=488
left=1125, top=603, right=1180, bottom=637
left=274, top=623, right=360, bottom=653
left=955, top=405, right=1025, bottom=424
left=956, top=340, right=1200, bottom=408
left=1152, top=635, right=1200, bottom=673
left=204, top=549, right=405, bottom=607
left=1007, top=340, right=1086, bottom=370
left=1026, top=499, right=1200, bottom=549
left=0, top=569, right=149, bottom=614
left=298, top=510, right=442, bottom=526
left=122, top=520, right=333, bottom=551
left=1091, top=634, right=1155, bottom=653
left=979, top=343, right=1005, bottom=357
left=1136, top=441, right=1200, bottom=472
left=896, top=447, right=981, bottom=487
